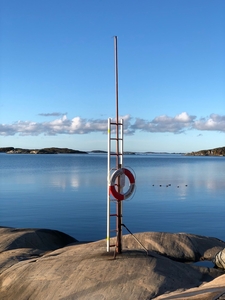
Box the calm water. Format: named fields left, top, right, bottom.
left=0, top=153, right=225, bottom=242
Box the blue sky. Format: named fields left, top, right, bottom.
left=0, top=0, right=224, bottom=152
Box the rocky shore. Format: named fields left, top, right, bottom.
left=1, top=226, right=225, bottom=299
left=186, top=146, right=225, bottom=156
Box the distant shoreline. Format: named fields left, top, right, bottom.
left=0, top=147, right=182, bottom=155
left=0, top=146, right=224, bottom=156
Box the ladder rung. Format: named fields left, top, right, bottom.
left=109, top=244, right=116, bottom=247
left=110, top=229, right=118, bottom=232
left=110, top=214, right=118, bottom=217
left=110, top=138, right=122, bottom=140
left=110, top=153, right=122, bottom=156
left=110, top=122, right=122, bottom=125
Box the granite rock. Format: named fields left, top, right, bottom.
left=0, top=227, right=225, bottom=299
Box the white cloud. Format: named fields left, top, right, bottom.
left=39, top=112, right=67, bottom=117
left=0, top=112, right=225, bottom=136
left=132, top=112, right=196, bottom=133
left=174, top=112, right=193, bottom=122
left=193, top=114, right=225, bottom=132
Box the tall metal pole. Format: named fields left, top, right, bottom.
left=114, top=36, right=119, bottom=167
left=114, top=36, right=122, bottom=254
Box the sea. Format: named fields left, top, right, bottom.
left=0, top=153, right=225, bottom=242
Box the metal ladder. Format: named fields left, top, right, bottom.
left=107, top=118, right=124, bottom=252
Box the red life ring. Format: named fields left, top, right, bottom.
left=109, top=168, right=135, bottom=201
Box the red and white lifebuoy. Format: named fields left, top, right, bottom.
left=109, top=168, right=135, bottom=201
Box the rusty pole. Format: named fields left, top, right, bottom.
left=114, top=36, right=122, bottom=254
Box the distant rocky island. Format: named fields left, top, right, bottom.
left=0, top=147, right=88, bottom=154
left=186, top=146, right=225, bottom=156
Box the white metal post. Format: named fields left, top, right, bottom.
left=120, top=119, right=123, bottom=244
left=121, top=119, right=124, bottom=166
left=107, top=118, right=111, bottom=252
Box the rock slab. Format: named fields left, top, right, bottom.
left=0, top=227, right=225, bottom=299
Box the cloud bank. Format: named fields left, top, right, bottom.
left=0, top=112, right=224, bottom=136
left=131, top=112, right=196, bottom=134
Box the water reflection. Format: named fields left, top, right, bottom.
left=51, top=173, right=80, bottom=189
left=176, top=187, right=188, bottom=201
